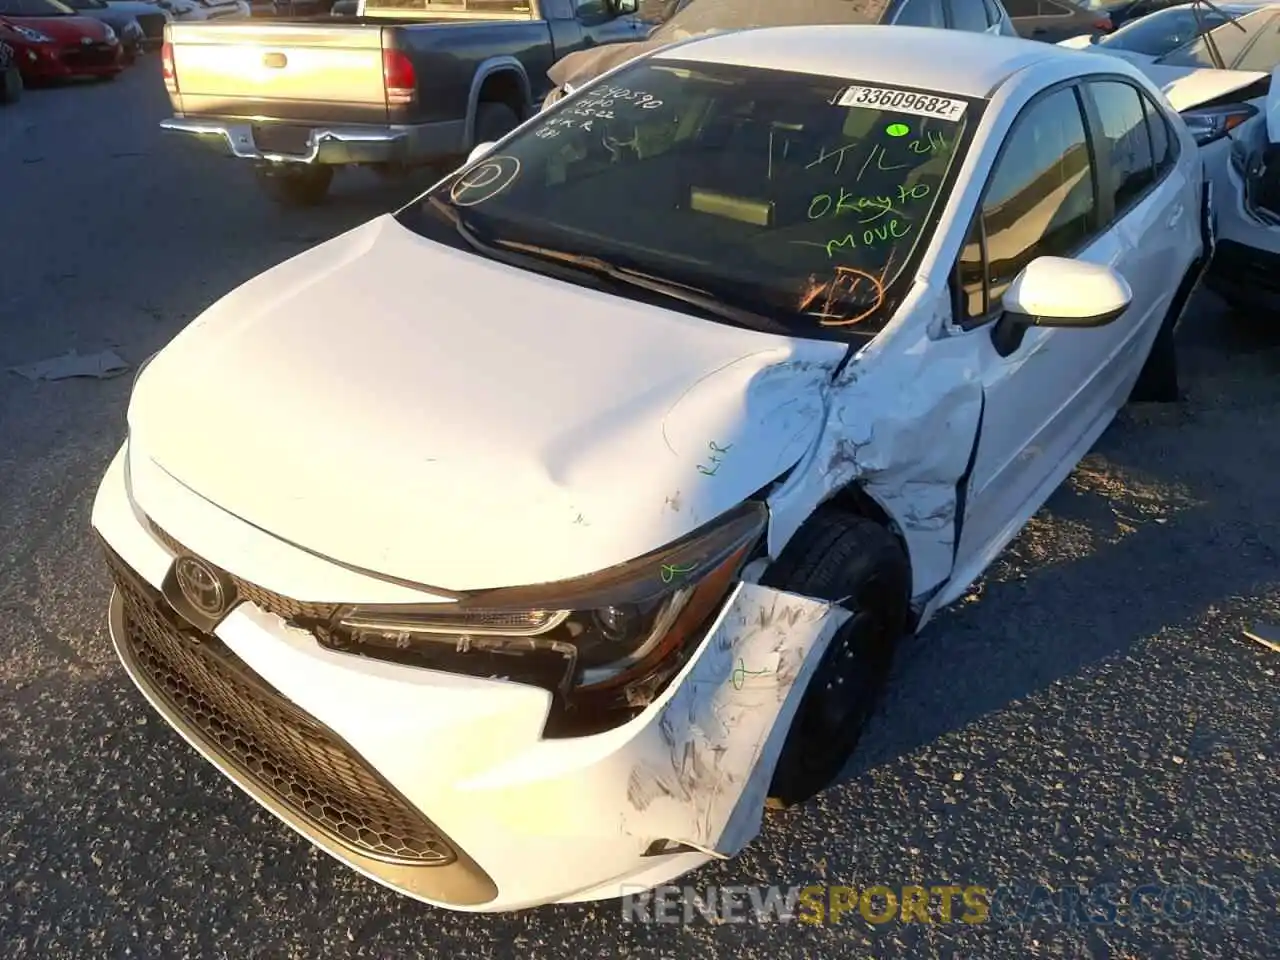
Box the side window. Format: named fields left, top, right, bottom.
left=1086, top=80, right=1156, bottom=215
left=958, top=86, right=1097, bottom=319
left=574, top=0, right=617, bottom=21
left=895, top=0, right=947, bottom=28
left=950, top=0, right=990, bottom=31
left=1002, top=0, right=1038, bottom=16
left=1142, top=92, right=1176, bottom=177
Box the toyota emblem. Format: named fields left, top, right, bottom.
left=174, top=556, right=227, bottom=618
left=81, top=36, right=92, bottom=45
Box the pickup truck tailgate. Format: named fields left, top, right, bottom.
left=168, top=22, right=389, bottom=122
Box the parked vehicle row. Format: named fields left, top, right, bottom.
left=0, top=0, right=250, bottom=88
left=1064, top=1, right=1280, bottom=308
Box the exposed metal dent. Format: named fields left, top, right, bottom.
left=766, top=312, right=985, bottom=604
left=621, top=583, right=849, bottom=856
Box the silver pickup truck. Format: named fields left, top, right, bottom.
left=159, top=0, right=660, bottom=205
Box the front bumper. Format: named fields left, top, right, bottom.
left=158, top=116, right=466, bottom=166
left=92, top=443, right=848, bottom=910
left=16, top=41, right=123, bottom=78
left=1202, top=143, right=1280, bottom=304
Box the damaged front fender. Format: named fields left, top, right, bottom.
left=767, top=327, right=986, bottom=606
left=620, top=582, right=850, bottom=859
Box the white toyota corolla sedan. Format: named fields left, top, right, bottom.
left=93, top=25, right=1210, bottom=912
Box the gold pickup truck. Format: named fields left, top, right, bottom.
left=159, top=0, right=660, bottom=204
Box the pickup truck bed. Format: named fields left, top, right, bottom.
left=160, top=0, right=655, bottom=205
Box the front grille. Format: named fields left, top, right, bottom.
left=136, top=13, right=168, bottom=39
left=61, top=44, right=117, bottom=69
left=146, top=521, right=340, bottom=622
left=104, top=544, right=457, bottom=866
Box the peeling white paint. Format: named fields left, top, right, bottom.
left=621, top=583, right=849, bottom=856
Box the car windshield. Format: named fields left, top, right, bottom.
left=395, top=58, right=978, bottom=340
left=0, top=0, right=75, bottom=12
left=1155, top=7, right=1280, bottom=66
left=651, top=0, right=893, bottom=43
left=1099, top=6, right=1231, bottom=54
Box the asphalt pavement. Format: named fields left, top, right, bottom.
left=1, top=59, right=1277, bottom=960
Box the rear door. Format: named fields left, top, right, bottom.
left=167, top=22, right=390, bottom=125
left=1012, top=0, right=1096, bottom=42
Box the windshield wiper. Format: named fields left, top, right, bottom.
left=425, top=196, right=792, bottom=336
left=1189, top=0, right=1246, bottom=70
left=493, top=239, right=794, bottom=335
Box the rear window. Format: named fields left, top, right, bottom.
left=1155, top=8, right=1279, bottom=67
left=1101, top=7, right=1229, bottom=57
left=396, top=58, right=980, bottom=340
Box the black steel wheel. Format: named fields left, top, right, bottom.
left=761, top=508, right=911, bottom=809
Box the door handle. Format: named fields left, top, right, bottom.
left=1168, top=205, right=1185, bottom=228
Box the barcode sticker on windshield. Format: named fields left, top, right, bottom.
left=836, top=85, right=968, bottom=121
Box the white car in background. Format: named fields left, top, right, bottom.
left=1064, top=3, right=1280, bottom=308
left=94, top=25, right=1208, bottom=912
left=152, top=0, right=248, bottom=20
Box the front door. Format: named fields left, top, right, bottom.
left=951, top=83, right=1149, bottom=576
left=575, top=0, right=643, bottom=46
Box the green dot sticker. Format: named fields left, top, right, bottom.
left=886, top=123, right=911, bottom=138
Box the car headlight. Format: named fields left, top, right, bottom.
left=124, top=21, right=143, bottom=37
left=1181, top=103, right=1259, bottom=147
left=318, top=500, right=769, bottom=737
left=102, top=24, right=117, bottom=41
left=13, top=25, right=54, bottom=42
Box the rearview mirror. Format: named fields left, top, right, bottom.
left=467, top=141, right=496, bottom=165
left=1004, top=256, right=1131, bottom=328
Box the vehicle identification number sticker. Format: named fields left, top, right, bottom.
left=836, top=85, right=968, bottom=121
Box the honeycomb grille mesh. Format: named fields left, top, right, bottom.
left=104, top=546, right=457, bottom=866
left=146, top=521, right=339, bottom=622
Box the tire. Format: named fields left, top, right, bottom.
left=761, top=508, right=912, bottom=808
left=0, top=66, right=22, bottom=106
left=473, top=100, right=520, bottom=147
left=254, top=164, right=334, bottom=207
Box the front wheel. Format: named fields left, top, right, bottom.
left=254, top=164, right=334, bottom=207
left=762, top=509, right=912, bottom=809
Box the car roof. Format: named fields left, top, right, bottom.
left=655, top=25, right=1070, bottom=99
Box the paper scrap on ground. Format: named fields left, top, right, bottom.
left=9, top=349, right=129, bottom=382
left=1244, top=623, right=1280, bottom=654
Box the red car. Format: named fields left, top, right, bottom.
left=0, top=0, right=123, bottom=82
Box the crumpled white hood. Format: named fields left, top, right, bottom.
left=1131, top=61, right=1269, bottom=112
left=128, top=215, right=846, bottom=591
